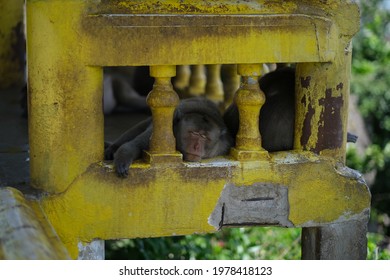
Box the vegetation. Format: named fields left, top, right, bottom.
left=106, top=0, right=390, bottom=260
left=105, top=227, right=389, bottom=260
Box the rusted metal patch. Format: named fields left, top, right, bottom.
left=208, top=183, right=293, bottom=229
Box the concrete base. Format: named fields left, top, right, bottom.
left=301, top=216, right=369, bottom=259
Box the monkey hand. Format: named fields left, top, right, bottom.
left=114, top=154, right=132, bottom=178
left=113, top=142, right=141, bottom=178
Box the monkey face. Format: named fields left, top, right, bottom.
left=174, top=113, right=222, bottom=162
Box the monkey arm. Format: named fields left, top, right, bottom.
left=104, top=117, right=152, bottom=160
left=113, top=125, right=152, bottom=177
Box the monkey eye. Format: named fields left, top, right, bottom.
left=190, top=131, right=199, bottom=137
left=190, top=131, right=208, bottom=140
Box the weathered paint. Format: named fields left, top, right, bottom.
left=316, top=88, right=344, bottom=151
left=84, top=14, right=336, bottom=66
left=0, top=0, right=25, bottom=88
left=295, top=55, right=352, bottom=162
left=27, top=0, right=104, bottom=193
left=26, top=0, right=369, bottom=260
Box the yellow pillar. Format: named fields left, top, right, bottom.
left=26, top=0, right=103, bottom=193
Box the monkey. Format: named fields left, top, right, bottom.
left=105, top=97, right=234, bottom=177
left=223, top=67, right=357, bottom=152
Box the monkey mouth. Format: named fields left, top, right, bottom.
left=184, top=153, right=202, bottom=162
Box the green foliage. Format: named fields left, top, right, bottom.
left=106, top=227, right=390, bottom=260
left=105, top=227, right=301, bottom=260
left=351, top=4, right=390, bottom=143
left=367, top=232, right=390, bottom=260
left=346, top=144, right=390, bottom=173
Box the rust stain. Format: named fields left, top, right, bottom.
left=315, top=88, right=343, bottom=152
left=300, top=76, right=311, bottom=89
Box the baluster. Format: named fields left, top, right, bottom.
left=230, top=64, right=268, bottom=160
left=222, top=64, right=240, bottom=109
left=173, top=65, right=191, bottom=95
left=145, top=65, right=182, bottom=164
left=205, top=64, right=224, bottom=104
left=188, top=65, right=206, bottom=96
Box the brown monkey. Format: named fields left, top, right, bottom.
left=223, top=67, right=357, bottom=152
left=105, top=97, right=233, bottom=177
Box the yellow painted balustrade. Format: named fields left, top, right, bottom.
left=25, top=0, right=370, bottom=259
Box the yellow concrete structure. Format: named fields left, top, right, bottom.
left=0, top=0, right=25, bottom=88
left=24, top=0, right=370, bottom=259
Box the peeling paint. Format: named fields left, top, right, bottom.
left=300, top=76, right=311, bottom=89
left=300, top=96, right=315, bottom=148
left=315, top=88, right=343, bottom=152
